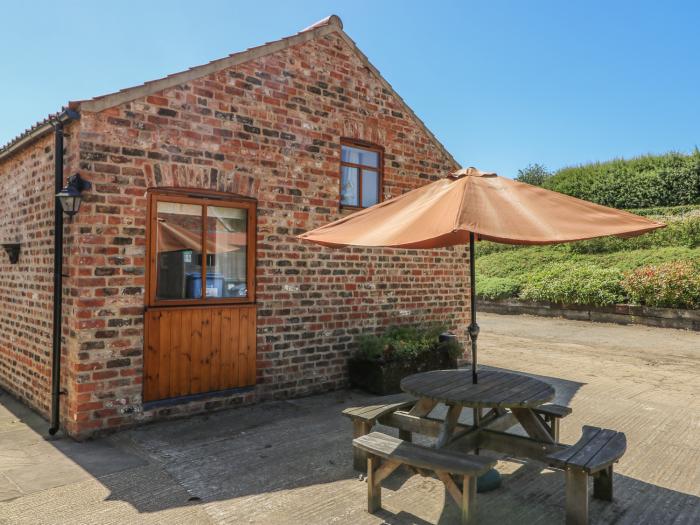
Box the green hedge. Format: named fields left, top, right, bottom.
left=543, top=151, right=700, bottom=209
left=473, top=202, right=700, bottom=309
left=632, top=204, right=700, bottom=217
left=519, top=263, right=625, bottom=306
left=477, top=277, right=521, bottom=300
left=567, top=215, right=700, bottom=254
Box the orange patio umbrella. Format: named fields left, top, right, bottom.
left=299, top=167, right=665, bottom=383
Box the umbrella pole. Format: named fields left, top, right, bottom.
left=468, top=232, right=479, bottom=384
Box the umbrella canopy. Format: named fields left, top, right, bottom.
left=299, top=167, right=665, bottom=383
left=299, top=167, right=664, bottom=248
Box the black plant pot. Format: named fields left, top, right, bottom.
left=348, top=347, right=457, bottom=395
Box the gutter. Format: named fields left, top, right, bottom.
left=48, top=109, right=79, bottom=436
left=0, top=109, right=76, bottom=162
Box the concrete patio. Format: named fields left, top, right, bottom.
left=1, top=313, right=698, bottom=524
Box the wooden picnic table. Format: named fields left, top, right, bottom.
left=348, top=370, right=627, bottom=524
left=400, top=369, right=558, bottom=450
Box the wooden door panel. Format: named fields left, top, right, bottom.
left=200, top=309, right=212, bottom=393
left=144, top=304, right=256, bottom=402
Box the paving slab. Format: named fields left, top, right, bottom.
left=0, top=392, right=145, bottom=501
left=0, top=313, right=698, bottom=524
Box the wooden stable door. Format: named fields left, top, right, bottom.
left=143, top=190, right=257, bottom=402
left=144, top=305, right=256, bottom=401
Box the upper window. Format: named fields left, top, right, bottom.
left=147, top=191, right=256, bottom=306
left=340, top=142, right=382, bottom=208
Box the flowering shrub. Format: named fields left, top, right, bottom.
left=621, top=261, right=700, bottom=309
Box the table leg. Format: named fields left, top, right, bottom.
left=511, top=407, right=555, bottom=443
left=353, top=420, right=372, bottom=471
left=435, top=404, right=462, bottom=448
left=409, top=398, right=438, bottom=417
left=473, top=408, right=481, bottom=454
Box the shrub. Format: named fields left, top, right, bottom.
left=543, top=151, right=700, bottom=209
left=632, top=204, right=700, bottom=218
left=356, top=324, right=462, bottom=362
left=516, top=163, right=552, bottom=186
left=621, top=261, right=700, bottom=309
left=567, top=215, right=700, bottom=254
left=474, top=240, right=522, bottom=256
left=477, top=276, right=521, bottom=300
left=520, top=263, right=624, bottom=306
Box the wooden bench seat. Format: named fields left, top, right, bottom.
left=533, top=403, right=573, bottom=442
left=547, top=425, right=627, bottom=525
left=354, top=432, right=495, bottom=524
left=342, top=394, right=416, bottom=470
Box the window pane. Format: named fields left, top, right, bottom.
left=155, top=201, right=203, bottom=300
left=341, top=145, right=378, bottom=168
left=361, top=170, right=379, bottom=207
left=341, top=166, right=359, bottom=206
left=206, top=206, right=248, bottom=298
left=359, top=149, right=378, bottom=167
left=341, top=145, right=361, bottom=165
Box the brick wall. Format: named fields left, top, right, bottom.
left=0, top=128, right=77, bottom=417
left=4, top=30, right=469, bottom=438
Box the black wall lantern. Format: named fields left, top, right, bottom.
left=56, top=173, right=91, bottom=216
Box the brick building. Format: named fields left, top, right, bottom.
left=0, top=15, right=469, bottom=439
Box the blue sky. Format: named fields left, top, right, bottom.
left=2, top=1, right=699, bottom=177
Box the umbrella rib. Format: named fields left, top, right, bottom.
left=452, top=176, right=470, bottom=234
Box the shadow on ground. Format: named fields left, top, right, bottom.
left=1, top=366, right=698, bottom=524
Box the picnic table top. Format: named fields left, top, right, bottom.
left=400, top=369, right=555, bottom=409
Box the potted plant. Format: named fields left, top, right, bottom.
left=348, top=325, right=462, bottom=395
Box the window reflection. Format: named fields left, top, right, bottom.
left=155, top=202, right=203, bottom=300
left=341, top=165, right=359, bottom=207
left=340, top=144, right=381, bottom=208
left=361, top=170, right=378, bottom=208
left=341, top=145, right=378, bottom=167
left=206, top=206, right=248, bottom=298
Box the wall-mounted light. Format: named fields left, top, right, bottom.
left=56, top=173, right=91, bottom=216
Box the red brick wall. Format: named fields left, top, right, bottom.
left=0, top=129, right=77, bottom=417
left=4, top=30, right=469, bottom=438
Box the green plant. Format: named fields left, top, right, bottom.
left=477, top=276, right=521, bottom=300
left=474, top=240, right=522, bottom=256
left=355, top=324, right=462, bottom=362
left=567, top=215, right=700, bottom=254
left=516, top=163, right=553, bottom=186
left=543, top=151, right=700, bottom=209
left=520, top=263, right=625, bottom=306
left=356, top=333, right=386, bottom=361
left=621, top=261, right=700, bottom=309
left=632, top=204, right=700, bottom=218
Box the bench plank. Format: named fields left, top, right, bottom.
left=548, top=425, right=626, bottom=474
left=548, top=425, right=601, bottom=465
left=354, top=432, right=495, bottom=477
left=534, top=403, right=572, bottom=419
left=547, top=425, right=627, bottom=523
left=343, top=398, right=416, bottom=424
left=585, top=433, right=626, bottom=473
left=567, top=428, right=618, bottom=468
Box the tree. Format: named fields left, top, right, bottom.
left=516, top=163, right=552, bottom=186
